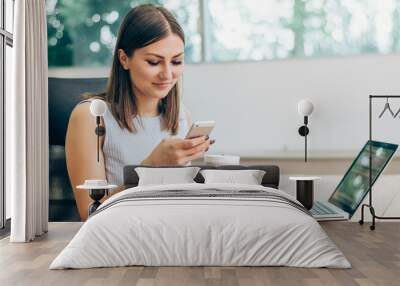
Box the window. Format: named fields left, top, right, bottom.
left=207, top=0, right=400, bottom=62
left=46, top=0, right=200, bottom=67
left=47, top=0, right=400, bottom=66
left=1, top=0, right=13, bottom=232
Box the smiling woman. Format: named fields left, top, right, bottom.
left=65, top=4, right=213, bottom=221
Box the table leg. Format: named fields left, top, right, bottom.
left=296, top=180, right=314, bottom=210
left=88, top=189, right=106, bottom=216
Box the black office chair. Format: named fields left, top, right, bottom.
left=48, top=77, right=107, bottom=221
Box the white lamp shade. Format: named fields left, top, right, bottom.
left=297, top=99, right=314, bottom=116
left=90, top=99, right=107, bottom=117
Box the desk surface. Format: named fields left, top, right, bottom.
left=289, top=176, right=321, bottom=181
left=206, top=150, right=400, bottom=160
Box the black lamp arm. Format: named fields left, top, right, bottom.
left=298, top=116, right=310, bottom=162
left=298, top=116, right=309, bottom=137
left=94, top=116, right=106, bottom=162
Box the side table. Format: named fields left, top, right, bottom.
left=289, top=176, right=321, bottom=210
left=77, top=180, right=118, bottom=216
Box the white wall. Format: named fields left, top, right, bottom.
left=182, top=54, right=400, bottom=157
left=184, top=52, right=400, bottom=157
left=50, top=53, right=400, bottom=158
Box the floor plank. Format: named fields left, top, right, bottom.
left=0, top=222, right=399, bottom=286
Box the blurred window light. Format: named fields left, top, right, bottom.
left=46, top=0, right=200, bottom=67
left=46, top=0, right=400, bottom=66
left=206, top=0, right=400, bottom=62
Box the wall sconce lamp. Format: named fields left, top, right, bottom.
left=297, top=99, right=314, bottom=162
left=90, top=99, right=107, bottom=162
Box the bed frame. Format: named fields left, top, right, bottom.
left=123, top=165, right=280, bottom=189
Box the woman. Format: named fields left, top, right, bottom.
left=65, top=4, right=214, bottom=221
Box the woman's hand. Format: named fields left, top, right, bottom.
left=142, top=135, right=214, bottom=166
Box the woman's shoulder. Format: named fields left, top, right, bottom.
left=72, top=97, right=109, bottom=119
left=72, top=99, right=93, bottom=114
left=70, top=98, right=104, bottom=123
left=69, top=101, right=93, bottom=126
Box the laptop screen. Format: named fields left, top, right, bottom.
left=328, top=140, right=398, bottom=217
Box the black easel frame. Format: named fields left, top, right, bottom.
left=359, top=95, right=400, bottom=230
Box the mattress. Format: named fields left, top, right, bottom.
left=50, top=183, right=351, bottom=269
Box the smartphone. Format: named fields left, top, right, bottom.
left=185, top=121, right=215, bottom=139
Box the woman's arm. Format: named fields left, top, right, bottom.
left=65, top=102, right=107, bottom=221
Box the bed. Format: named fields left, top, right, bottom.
left=50, top=165, right=351, bottom=269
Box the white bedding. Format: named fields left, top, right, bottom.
left=50, top=183, right=351, bottom=269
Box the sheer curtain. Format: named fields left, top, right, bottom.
left=8, top=0, right=49, bottom=242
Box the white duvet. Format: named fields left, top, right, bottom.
left=50, top=183, right=351, bottom=269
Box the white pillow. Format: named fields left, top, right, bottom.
left=200, top=169, right=266, bottom=185
left=135, top=167, right=201, bottom=186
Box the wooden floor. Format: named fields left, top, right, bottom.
left=0, top=222, right=399, bottom=286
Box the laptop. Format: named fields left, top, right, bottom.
left=311, top=140, right=398, bottom=221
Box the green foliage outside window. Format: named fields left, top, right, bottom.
left=47, top=0, right=200, bottom=67
left=47, top=0, right=400, bottom=67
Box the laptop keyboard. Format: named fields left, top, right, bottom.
left=310, top=201, right=339, bottom=216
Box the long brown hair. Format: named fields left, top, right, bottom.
left=88, top=4, right=185, bottom=134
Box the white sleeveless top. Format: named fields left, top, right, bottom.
left=80, top=100, right=189, bottom=186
